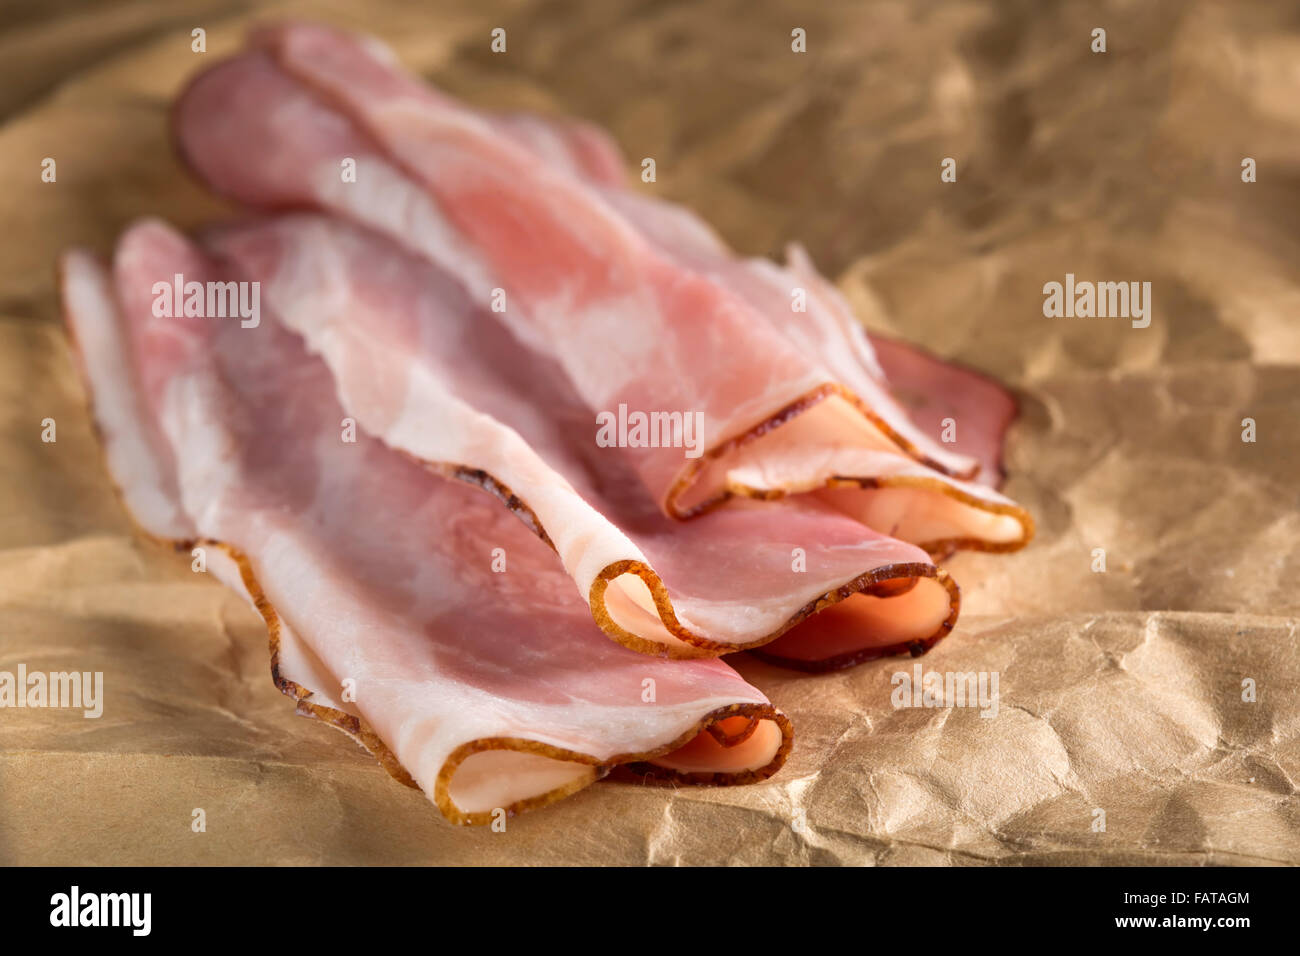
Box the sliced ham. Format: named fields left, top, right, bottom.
left=170, top=26, right=1032, bottom=553
left=203, top=214, right=960, bottom=668
left=489, top=112, right=628, bottom=187
left=59, top=220, right=794, bottom=824
left=481, top=115, right=1031, bottom=544
left=867, top=335, right=1020, bottom=489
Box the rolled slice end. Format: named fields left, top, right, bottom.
left=590, top=555, right=961, bottom=670
left=438, top=705, right=793, bottom=825
left=688, top=391, right=1035, bottom=554
left=750, top=569, right=961, bottom=671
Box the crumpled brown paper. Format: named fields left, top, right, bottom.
left=1, top=0, right=1297, bottom=865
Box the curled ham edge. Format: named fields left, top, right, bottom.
left=204, top=213, right=962, bottom=669
left=57, top=232, right=792, bottom=825
left=169, top=26, right=1034, bottom=556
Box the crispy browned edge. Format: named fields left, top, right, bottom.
left=423, top=461, right=963, bottom=666
left=662, top=383, right=1036, bottom=553
left=749, top=627, right=945, bottom=673
left=221, top=539, right=793, bottom=826
left=706, top=715, right=759, bottom=746
left=440, top=703, right=794, bottom=825
left=590, top=559, right=961, bottom=657
left=57, top=252, right=793, bottom=826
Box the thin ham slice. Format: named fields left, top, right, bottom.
left=59, top=219, right=794, bottom=824
left=202, top=214, right=960, bottom=668
left=867, top=335, right=1020, bottom=489
left=485, top=125, right=1031, bottom=545
left=473, top=114, right=1020, bottom=489
left=170, top=27, right=1032, bottom=553
left=574, top=188, right=1029, bottom=540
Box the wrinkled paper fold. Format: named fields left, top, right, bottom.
left=0, top=0, right=1296, bottom=864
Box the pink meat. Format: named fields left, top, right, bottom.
left=60, top=220, right=794, bottom=824
left=202, top=214, right=960, bottom=667
left=170, top=27, right=1031, bottom=552
left=867, top=335, right=1020, bottom=489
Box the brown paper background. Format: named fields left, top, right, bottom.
left=1, top=0, right=1297, bottom=865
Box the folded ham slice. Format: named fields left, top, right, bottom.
left=867, top=335, right=1020, bottom=490
left=577, top=190, right=1030, bottom=536
left=203, top=214, right=960, bottom=669
left=170, top=25, right=1033, bottom=554
left=469, top=117, right=1021, bottom=494
left=60, top=219, right=793, bottom=823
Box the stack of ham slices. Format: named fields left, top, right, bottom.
left=60, top=22, right=1032, bottom=825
